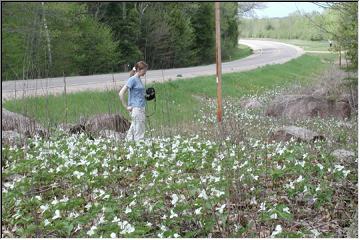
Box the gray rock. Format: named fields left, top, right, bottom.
left=240, top=98, right=263, bottom=109
left=331, top=149, right=355, bottom=162
left=265, top=95, right=351, bottom=120
left=269, top=126, right=325, bottom=142
left=1, top=130, right=25, bottom=146
left=2, top=108, right=45, bottom=137
left=85, top=113, right=130, bottom=134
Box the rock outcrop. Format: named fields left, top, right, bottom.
left=265, top=95, right=351, bottom=120
left=269, top=126, right=325, bottom=142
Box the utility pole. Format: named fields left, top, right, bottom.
left=42, top=2, right=52, bottom=67
left=215, top=2, right=222, bottom=124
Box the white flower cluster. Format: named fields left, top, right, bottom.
left=334, top=164, right=351, bottom=177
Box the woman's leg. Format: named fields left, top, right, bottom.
left=125, top=110, right=136, bottom=141
left=133, top=108, right=146, bottom=141
left=125, top=122, right=134, bottom=141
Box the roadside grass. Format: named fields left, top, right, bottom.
left=276, top=39, right=331, bottom=51
left=4, top=54, right=332, bottom=131
left=223, top=44, right=253, bottom=62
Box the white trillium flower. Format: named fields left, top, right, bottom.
left=99, top=216, right=106, bottom=224
left=211, top=188, right=225, bottom=197
left=239, top=161, right=248, bottom=168
left=52, top=210, right=61, bottom=220
left=277, top=148, right=285, bottom=155
left=334, top=164, right=345, bottom=171
left=87, top=226, right=97, bottom=236
left=250, top=197, right=257, bottom=205
left=199, top=189, right=208, bottom=200
left=15, top=199, right=21, bottom=206
left=119, top=222, right=135, bottom=235
left=152, top=170, right=159, bottom=178
left=259, top=202, right=266, bottom=212
left=160, top=225, right=167, bottom=232
left=125, top=206, right=132, bottom=214
left=92, top=169, right=98, bottom=176
left=171, top=194, right=179, bottom=206
left=170, top=209, right=178, bottom=219
left=286, top=181, right=295, bottom=189
left=317, top=163, right=324, bottom=170
left=40, top=204, right=49, bottom=214
left=112, top=216, right=121, bottom=223
left=283, top=207, right=291, bottom=214
left=271, top=225, right=282, bottom=237
left=343, top=170, right=351, bottom=177
left=129, top=200, right=136, bottom=207
left=51, top=197, right=59, bottom=205
left=174, top=233, right=180, bottom=238
left=44, top=219, right=51, bottom=226
left=252, top=174, right=259, bottom=180
left=110, top=232, right=117, bottom=238
left=270, top=213, right=278, bottom=219
left=73, top=171, right=84, bottom=179
left=216, top=204, right=226, bottom=214
left=311, top=229, right=321, bottom=237
left=295, top=175, right=304, bottom=183
left=60, top=196, right=69, bottom=203
left=13, top=210, right=21, bottom=220
left=195, top=207, right=202, bottom=215
left=85, top=202, right=92, bottom=210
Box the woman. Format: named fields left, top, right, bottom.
left=119, top=61, right=148, bottom=141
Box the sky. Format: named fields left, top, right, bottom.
left=252, top=2, right=324, bottom=18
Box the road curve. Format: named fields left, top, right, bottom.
left=2, top=39, right=304, bottom=100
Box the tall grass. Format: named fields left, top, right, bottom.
left=3, top=54, right=333, bottom=131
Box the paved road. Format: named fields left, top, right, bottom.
left=2, top=39, right=304, bottom=100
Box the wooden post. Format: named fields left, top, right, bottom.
left=215, top=2, right=222, bottom=124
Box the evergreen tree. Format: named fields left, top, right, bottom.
left=190, top=3, right=215, bottom=64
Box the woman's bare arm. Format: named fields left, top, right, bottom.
left=119, top=85, right=132, bottom=112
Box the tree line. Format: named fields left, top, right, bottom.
left=240, top=11, right=327, bottom=41
left=239, top=2, right=358, bottom=69
left=2, top=2, right=240, bottom=80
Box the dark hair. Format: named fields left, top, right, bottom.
left=130, top=61, right=148, bottom=77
